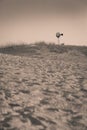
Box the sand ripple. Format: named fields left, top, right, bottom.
left=0, top=52, right=87, bottom=130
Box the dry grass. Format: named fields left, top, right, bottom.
left=0, top=42, right=87, bottom=56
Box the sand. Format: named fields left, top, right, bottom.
left=0, top=51, right=87, bottom=130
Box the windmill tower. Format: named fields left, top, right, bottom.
left=56, top=32, right=63, bottom=45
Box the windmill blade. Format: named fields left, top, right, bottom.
left=56, top=32, right=61, bottom=38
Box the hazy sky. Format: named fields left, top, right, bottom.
left=0, top=0, right=87, bottom=45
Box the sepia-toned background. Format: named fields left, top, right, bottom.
left=0, top=0, right=87, bottom=45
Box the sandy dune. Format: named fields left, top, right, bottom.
left=0, top=50, right=87, bottom=130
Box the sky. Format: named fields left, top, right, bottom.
left=0, top=0, right=87, bottom=46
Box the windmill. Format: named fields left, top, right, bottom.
left=56, top=32, right=63, bottom=45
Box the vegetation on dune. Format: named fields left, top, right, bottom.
left=0, top=41, right=87, bottom=56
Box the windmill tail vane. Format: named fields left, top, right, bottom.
left=60, top=33, right=63, bottom=36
